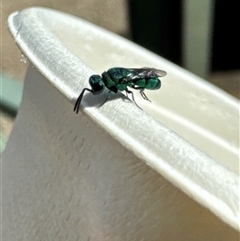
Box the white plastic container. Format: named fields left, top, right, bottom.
left=3, top=7, right=239, bottom=241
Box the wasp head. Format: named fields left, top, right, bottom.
left=89, top=75, right=105, bottom=95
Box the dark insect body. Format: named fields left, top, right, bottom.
left=74, top=67, right=167, bottom=113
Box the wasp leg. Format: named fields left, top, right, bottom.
left=125, top=88, right=142, bottom=109
left=140, top=90, right=151, bottom=102
left=98, top=91, right=112, bottom=107
left=132, top=87, right=151, bottom=102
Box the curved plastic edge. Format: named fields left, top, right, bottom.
left=7, top=7, right=239, bottom=230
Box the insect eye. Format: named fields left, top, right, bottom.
left=89, top=75, right=104, bottom=94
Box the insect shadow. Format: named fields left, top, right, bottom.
left=73, top=90, right=128, bottom=108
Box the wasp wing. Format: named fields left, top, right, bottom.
left=126, top=67, right=167, bottom=80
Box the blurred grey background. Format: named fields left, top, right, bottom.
left=1, top=0, right=239, bottom=153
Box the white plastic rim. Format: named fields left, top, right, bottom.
left=8, top=7, right=239, bottom=229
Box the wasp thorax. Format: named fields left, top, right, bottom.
left=89, top=75, right=105, bottom=95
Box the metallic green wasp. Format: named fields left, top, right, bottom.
left=74, top=67, right=167, bottom=113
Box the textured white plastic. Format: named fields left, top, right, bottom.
left=3, top=7, right=239, bottom=240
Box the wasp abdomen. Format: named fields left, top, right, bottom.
left=135, top=78, right=161, bottom=90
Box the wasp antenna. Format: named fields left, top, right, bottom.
left=74, top=88, right=93, bottom=114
